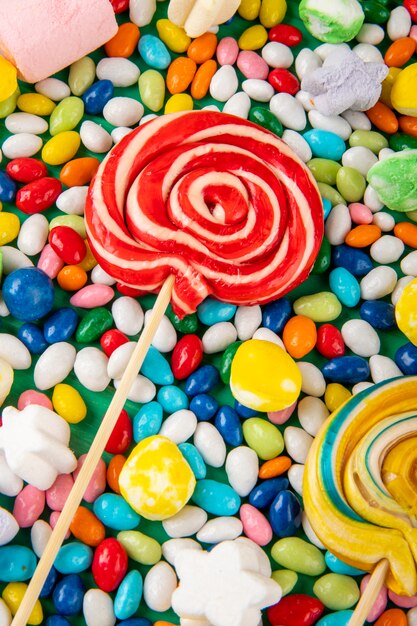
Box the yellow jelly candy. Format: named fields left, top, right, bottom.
left=395, top=277, right=417, bottom=344
left=119, top=435, right=196, bottom=521
left=230, top=339, right=302, bottom=412
left=42, top=131, right=80, bottom=166
left=164, top=93, right=193, bottom=114
left=324, top=383, right=351, bottom=413
left=52, top=384, right=87, bottom=424
left=2, top=582, right=43, bottom=625
left=260, top=0, right=287, bottom=28
left=391, top=63, right=417, bottom=116
left=238, top=24, right=268, bottom=50
left=78, top=240, right=97, bottom=271
left=0, top=58, right=18, bottom=103
left=17, top=93, right=56, bottom=116
left=0, top=212, right=20, bottom=245
left=238, top=0, right=261, bottom=21
left=156, top=19, right=191, bottom=53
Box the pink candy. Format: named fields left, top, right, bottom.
left=13, top=485, right=45, bottom=528
left=73, top=454, right=106, bottom=503
left=267, top=401, right=297, bottom=425
left=240, top=504, right=273, bottom=546
left=217, top=37, right=239, bottom=65
left=46, top=474, right=74, bottom=511
left=18, top=389, right=53, bottom=411
left=360, top=575, right=387, bottom=622
left=50, top=511, right=71, bottom=539
left=70, top=284, right=115, bottom=308
left=38, top=243, right=65, bottom=279
left=349, top=202, right=373, bottom=225
left=389, top=589, right=417, bottom=608
left=237, top=51, right=269, bottom=79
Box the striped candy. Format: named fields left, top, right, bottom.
left=85, top=111, right=323, bottom=318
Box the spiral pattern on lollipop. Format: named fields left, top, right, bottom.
left=304, top=376, right=417, bottom=597
left=85, top=111, right=323, bottom=317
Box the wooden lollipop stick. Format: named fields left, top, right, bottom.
left=12, top=275, right=175, bottom=626
left=348, top=559, right=389, bottom=626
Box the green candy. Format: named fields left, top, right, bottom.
left=76, top=308, right=113, bottom=343
left=308, top=158, right=341, bottom=185
left=336, top=166, right=366, bottom=203
left=271, top=537, right=326, bottom=576
left=389, top=133, right=417, bottom=152
left=139, top=70, right=165, bottom=112
left=349, top=130, right=388, bottom=154
left=312, top=237, right=331, bottom=274
left=293, top=292, right=342, bottom=322
left=299, top=0, right=364, bottom=43
left=271, top=570, right=298, bottom=596
left=69, top=57, right=96, bottom=96
left=242, top=418, right=284, bottom=460
left=0, top=88, right=20, bottom=119
left=317, top=182, right=346, bottom=207
left=167, top=310, right=198, bottom=334
left=49, top=96, right=84, bottom=136
left=361, top=0, right=390, bottom=24
left=367, top=150, right=417, bottom=212
left=117, top=531, right=161, bottom=565
left=249, top=107, right=283, bottom=137
left=220, top=341, right=242, bottom=384
left=313, top=574, right=360, bottom=610
left=49, top=215, right=86, bottom=238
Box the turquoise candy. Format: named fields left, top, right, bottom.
left=142, top=346, right=174, bottom=385
left=329, top=267, right=360, bottom=307
left=316, top=611, right=354, bottom=626
left=157, top=385, right=189, bottom=412
left=367, top=149, right=417, bottom=212
left=54, top=542, right=93, bottom=574
left=303, top=129, right=346, bottom=161
left=192, top=479, right=241, bottom=515
left=179, top=443, right=207, bottom=479
left=133, top=402, right=163, bottom=442
left=322, top=198, right=332, bottom=219
left=114, top=570, right=143, bottom=620
left=197, top=298, right=237, bottom=325
left=325, top=552, right=365, bottom=576
left=138, top=35, right=171, bottom=69
left=93, top=493, right=141, bottom=530
left=0, top=546, right=37, bottom=581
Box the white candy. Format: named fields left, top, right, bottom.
left=202, top=322, right=237, bottom=354
left=297, top=362, right=326, bottom=397
left=162, top=538, right=202, bottom=566
left=114, top=374, right=156, bottom=403
left=56, top=186, right=88, bottom=216
left=370, top=235, right=404, bottom=264
left=281, top=130, right=312, bottom=162
left=0, top=450, right=22, bottom=497
left=225, top=446, right=258, bottom=497
left=91, top=264, right=117, bottom=286
left=262, top=41, right=294, bottom=69
left=302, top=512, right=325, bottom=549
left=360, top=266, right=397, bottom=300
left=112, top=297, right=144, bottom=335
left=325, top=204, right=351, bottom=246
left=5, top=113, right=48, bottom=135
left=17, top=214, right=49, bottom=256
left=210, top=65, right=238, bottom=102
left=297, top=396, right=329, bottom=437
left=0, top=358, right=12, bottom=407
left=97, top=58, right=140, bottom=87
left=295, top=90, right=316, bottom=112
left=0, top=247, right=33, bottom=274
left=139, top=113, right=158, bottom=125
left=111, top=127, right=133, bottom=143
left=0, top=599, right=11, bottom=626
left=80, top=120, right=112, bottom=153
left=352, top=43, right=384, bottom=63
left=387, top=6, right=411, bottom=40
left=0, top=507, right=19, bottom=546
left=252, top=327, right=286, bottom=350
left=144, top=562, right=177, bottom=612
left=103, top=97, right=144, bottom=127
left=379, top=147, right=395, bottom=161
left=234, top=305, right=262, bottom=341
left=83, top=589, right=116, bottom=626
left=270, top=93, right=306, bottom=131
left=0, top=334, right=31, bottom=369
left=408, top=607, right=417, bottom=626
left=222, top=92, right=251, bottom=119
left=130, top=0, right=156, bottom=26
left=342, top=146, right=378, bottom=176
left=193, top=422, right=226, bottom=468
left=392, top=275, right=414, bottom=306
left=341, top=319, right=380, bottom=357
left=196, top=517, right=243, bottom=543
left=34, top=342, right=76, bottom=390
left=308, top=110, right=352, bottom=140
left=159, top=409, right=198, bottom=444
left=74, top=347, right=110, bottom=392
left=242, top=79, right=274, bottom=102
left=369, top=355, right=402, bottom=383
left=295, top=48, right=322, bottom=80
left=31, top=520, right=52, bottom=558
left=284, top=426, right=313, bottom=464
left=35, top=77, right=71, bottom=101
left=352, top=381, right=374, bottom=395
left=107, top=342, right=136, bottom=379
left=401, top=250, right=417, bottom=276
left=0, top=297, right=10, bottom=319
left=162, top=505, right=207, bottom=538
left=144, top=312, right=177, bottom=353
left=364, top=184, right=383, bottom=212
left=314, top=43, right=351, bottom=60
left=2, top=133, right=42, bottom=159
left=356, top=23, right=385, bottom=45
left=341, top=109, right=371, bottom=131
left=372, top=212, right=395, bottom=232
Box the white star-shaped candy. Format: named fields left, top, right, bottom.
left=0, top=404, right=77, bottom=494
left=172, top=538, right=282, bottom=626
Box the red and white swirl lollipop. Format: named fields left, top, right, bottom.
left=86, top=111, right=323, bottom=317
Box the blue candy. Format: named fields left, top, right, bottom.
left=54, top=542, right=93, bottom=574
left=185, top=364, right=219, bottom=397
left=249, top=477, right=289, bottom=509
left=395, top=342, right=417, bottom=374
left=40, top=566, right=58, bottom=598
left=141, top=346, right=174, bottom=385
left=234, top=401, right=259, bottom=418
left=52, top=574, right=84, bottom=616
left=179, top=442, right=207, bottom=479
left=322, top=197, right=332, bottom=219
left=114, top=570, right=143, bottom=620
left=0, top=170, right=16, bottom=202
left=133, top=401, right=163, bottom=442
left=332, top=245, right=373, bottom=277
left=192, top=479, right=241, bottom=516
left=269, top=490, right=302, bottom=537
left=82, top=80, right=114, bottom=114
left=93, top=493, right=141, bottom=530
left=303, top=129, right=346, bottom=160
left=18, top=322, right=48, bottom=354
left=322, top=356, right=370, bottom=384
left=189, top=394, right=218, bottom=421
left=360, top=300, right=396, bottom=330
left=45, top=617, right=71, bottom=626
left=214, top=405, right=243, bottom=446
left=157, top=384, right=189, bottom=412
left=0, top=545, right=37, bottom=581
left=3, top=267, right=54, bottom=321
left=316, top=611, right=354, bottom=626
left=197, top=298, right=237, bottom=325
left=43, top=308, right=79, bottom=344
left=325, top=551, right=365, bottom=576
left=262, top=298, right=292, bottom=333
left=329, top=267, right=360, bottom=308
left=138, top=35, right=171, bottom=69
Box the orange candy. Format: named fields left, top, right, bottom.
left=394, top=222, right=417, bottom=248
left=384, top=37, right=416, bottom=67
left=60, top=157, right=100, bottom=187
left=374, top=609, right=407, bottom=626
left=70, top=506, right=105, bottom=547
left=282, top=315, right=317, bottom=359
left=399, top=115, right=417, bottom=138
left=191, top=59, right=217, bottom=100
left=187, top=32, right=218, bottom=64
left=259, top=456, right=291, bottom=479
left=154, top=622, right=176, bottom=626
left=107, top=454, right=126, bottom=494
left=105, top=22, right=140, bottom=57
left=57, top=265, right=88, bottom=291
left=366, top=102, right=398, bottom=134
left=166, top=57, right=197, bottom=94
left=345, top=225, right=381, bottom=248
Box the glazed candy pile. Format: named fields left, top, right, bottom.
left=1, top=0, right=417, bottom=625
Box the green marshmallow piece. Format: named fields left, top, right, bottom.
left=299, top=0, right=364, bottom=43
left=367, top=150, right=417, bottom=213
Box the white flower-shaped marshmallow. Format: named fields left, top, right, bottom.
left=168, top=0, right=241, bottom=37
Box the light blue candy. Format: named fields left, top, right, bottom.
left=322, top=198, right=332, bottom=219
left=197, top=298, right=237, bottom=326
left=93, top=493, right=141, bottom=530
left=0, top=546, right=37, bottom=581
left=316, top=610, right=354, bottom=626
left=141, top=346, right=174, bottom=385
left=133, top=401, right=163, bottom=442
left=54, top=542, right=92, bottom=574
left=192, top=479, right=241, bottom=516
left=325, top=552, right=365, bottom=576
left=303, top=129, right=346, bottom=161
left=157, top=385, right=189, bottom=413
left=138, top=35, right=171, bottom=69
left=179, top=443, right=207, bottom=479
left=114, top=570, right=143, bottom=620
left=329, top=267, right=360, bottom=308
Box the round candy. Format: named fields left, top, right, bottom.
left=299, top=0, right=364, bottom=43
left=367, top=150, right=417, bottom=213
left=2, top=268, right=54, bottom=321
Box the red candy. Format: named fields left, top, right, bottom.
left=268, top=68, right=300, bottom=95
left=116, top=283, right=148, bottom=297
left=171, top=334, right=203, bottom=380
left=109, top=0, right=130, bottom=13
left=268, top=24, right=303, bottom=46
left=92, top=538, right=128, bottom=592
left=404, top=0, right=417, bottom=22
left=100, top=329, right=129, bottom=357
left=268, top=595, right=324, bottom=626
left=105, top=409, right=133, bottom=454
left=49, top=226, right=87, bottom=265
left=316, top=324, right=345, bottom=359
left=6, top=158, right=48, bottom=183
left=16, top=177, right=62, bottom=214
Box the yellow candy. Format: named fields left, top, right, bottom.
left=0, top=88, right=20, bottom=120
left=380, top=67, right=401, bottom=109
left=324, top=383, right=351, bottom=413
left=230, top=339, right=302, bottom=412
left=0, top=212, right=20, bottom=245
left=395, top=277, right=417, bottom=344
left=260, top=0, right=287, bottom=27
left=42, top=131, right=80, bottom=166
left=77, top=240, right=98, bottom=271
left=238, top=24, right=268, bottom=50
left=2, top=583, right=43, bottom=625
left=17, top=93, right=55, bottom=116
left=391, top=63, right=417, bottom=116
left=156, top=19, right=191, bottom=53
left=238, top=0, right=261, bottom=21
left=164, top=93, right=194, bottom=114
left=119, top=435, right=196, bottom=520
left=382, top=438, right=417, bottom=518
left=52, top=384, right=87, bottom=424
left=0, top=358, right=13, bottom=406
left=0, top=58, right=18, bottom=103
